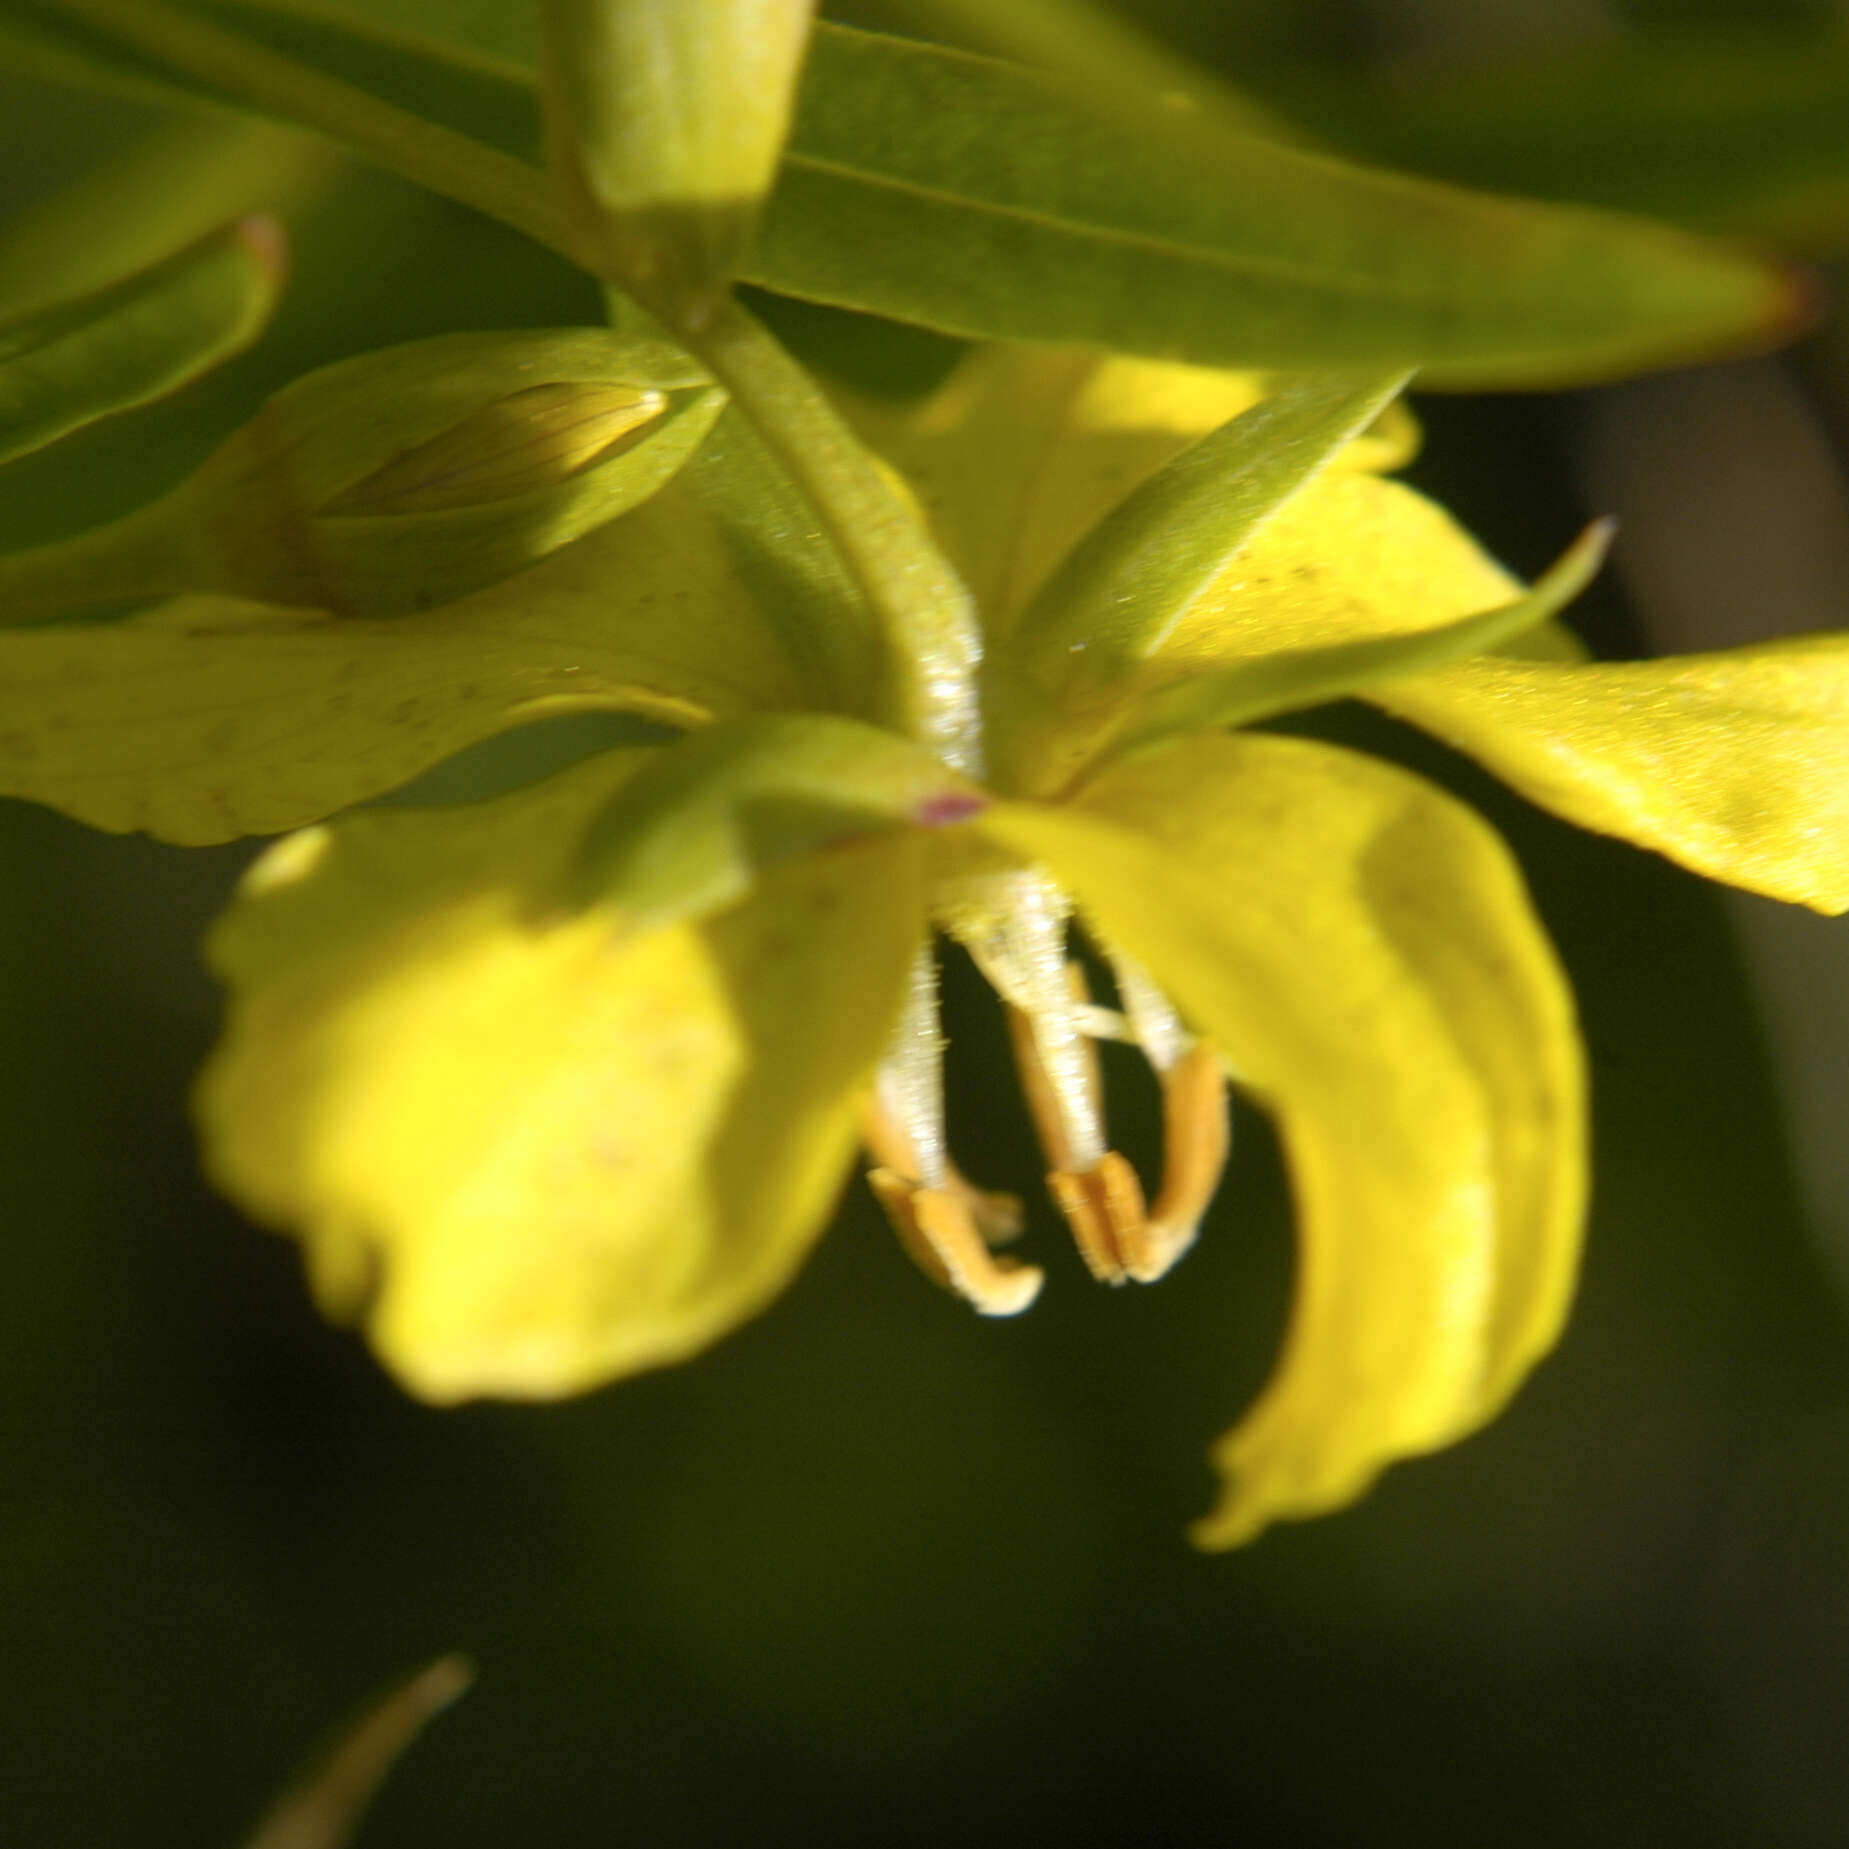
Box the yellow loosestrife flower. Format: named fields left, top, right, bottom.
left=6, top=350, right=1846, bottom=1546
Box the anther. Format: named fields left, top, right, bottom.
left=1136, top=1042, right=1231, bottom=1282
left=861, top=1098, right=1024, bottom=1249
left=1047, top=1152, right=1149, bottom=1285
left=865, top=1167, right=1044, bottom=1317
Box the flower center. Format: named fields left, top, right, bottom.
left=861, top=866, right=1231, bottom=1315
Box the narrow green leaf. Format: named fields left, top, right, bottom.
left=770, top=26, right=1812, bottom=384
left=0, top=216, right=284, bottom=466
left=893, top=0, right=1300, bottom=143
left=8, top=3, right=1811, bottom=381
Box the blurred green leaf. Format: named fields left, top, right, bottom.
left=243, top=1656, right=473, bottom=1849
left=2, top=3, right=1811, bottom=382
left=0, top=216, right=284, bottom=467
left=0, top=114, right=331, bottom=321
left=1256, top=30, right=1849, bottom=255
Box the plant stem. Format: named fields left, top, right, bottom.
left=688, top=298, right=985, bottom=775
left=44, top=0, right=564, bottom=257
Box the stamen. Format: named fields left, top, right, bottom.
left=960, top=873, right=1106, bottom=1172
left=1109, top=949, right=1190, bottom=1075
left=886, top=871, right=1232, bottom=1308
left=861, top=1096, right=1024, bottom=1250
left=875, top=942, right=952, bottom=1188
left=1013, top=952, right=1230, bottom=1285
left=1048, top=1151, right=1149, bottom=1285
left=862, top=939, right=1036, bottom=1312
left=1002, top=967, right=1101, bottom=1174
left=1136, top=1042, right=1231, bottom=1282
left=865, top=1167, right=1043, bottom=1317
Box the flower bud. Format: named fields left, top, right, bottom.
left=542, top=0, right=816, bottom=329
left=178, top=327, right=724, bottom=614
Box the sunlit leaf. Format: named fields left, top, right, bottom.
left=767, top=25, right=1811, bottom=383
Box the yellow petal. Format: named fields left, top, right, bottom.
left=197, top=749, right=925, bottom=1400
left=0, top=463, right=809, bottom=844
left=979, top=731, right=1585, bottom=1546
left=1138, top=467, right=1525, bottom=685
left=1383, top=637, right=1849, bottom=913
left=844, top=348, right=1407, bottom=640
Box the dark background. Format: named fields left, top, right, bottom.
left=4, top=0, right=1849, bottom=1841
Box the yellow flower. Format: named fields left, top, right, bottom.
left=6, top=348, right=1846, bottom=1545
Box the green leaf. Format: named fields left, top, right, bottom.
left=574, top=711, right=981, bottom=926
left=7, top=4, right=1811, bottom=382
left=772, top=25, right=1811, bottom=384
left=0, top=216, right=284, bottom=467
left=1255, top=29, right=1849, bottom=256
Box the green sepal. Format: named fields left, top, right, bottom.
left=1003, top=373, right=1412, bottom=705
left=575, top=710, right=981, bottom=929
left=1108, top=517, right=1616, bottom=756
left=0, top=215, right=285, bottom=467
